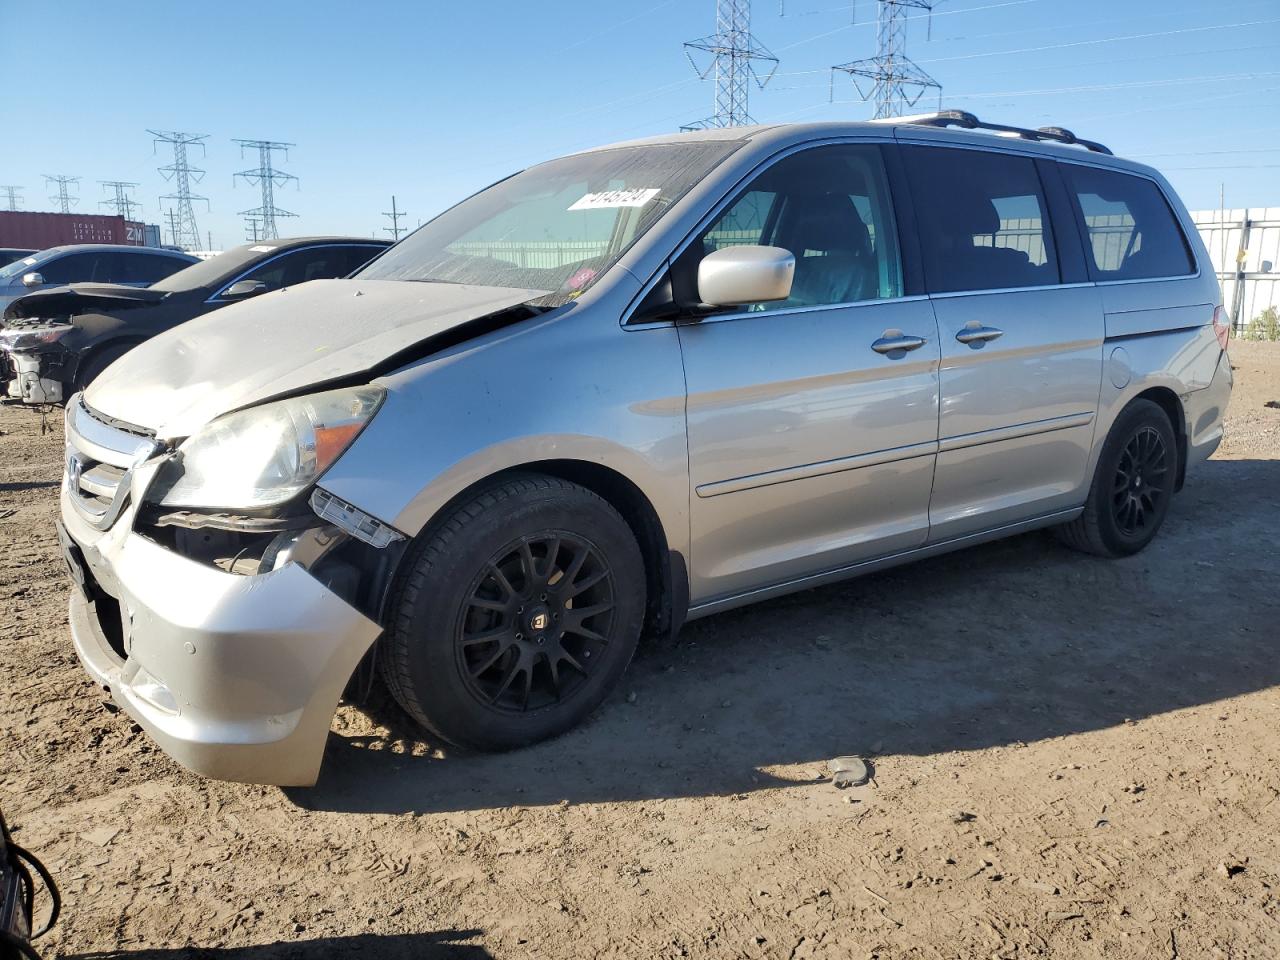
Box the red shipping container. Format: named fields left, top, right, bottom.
left=0, top=211, right=149, bottom=250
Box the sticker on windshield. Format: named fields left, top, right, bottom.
left=568, top=188, right=661, bottom=211
left=249, top=245, right=278, bottom=252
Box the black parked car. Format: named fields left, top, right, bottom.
left=0, top=237, right=390, bottom=404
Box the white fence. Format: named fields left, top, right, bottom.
left=1190, top=208, right=1280, bottom=331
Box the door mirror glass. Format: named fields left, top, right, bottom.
left=697, top=246, right=795, bottom=307
left=21, top=272, right=43, bottom=288
left=223, top=279, right=268, bottom=299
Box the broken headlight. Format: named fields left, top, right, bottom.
left=0, top=326, right=71, bottom=351
left=147, top=385, right=385, bottom=511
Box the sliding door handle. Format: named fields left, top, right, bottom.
left=955, top=324, right=1004, bottom=345
left=871, top=334, right=928, bottom=355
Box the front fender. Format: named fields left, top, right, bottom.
left=316, top=290, right=691, bottom=563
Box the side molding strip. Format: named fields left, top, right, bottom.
left=695, top=439, right=938, bottom=499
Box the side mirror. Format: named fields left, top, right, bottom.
left=223, top=279, right=268, bottom=299
left=697, top=246, right=795, bottom=308
left=21, top=272, right=44, bottom=288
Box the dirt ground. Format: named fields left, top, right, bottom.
left=2, top=343, right=1278, bottom=960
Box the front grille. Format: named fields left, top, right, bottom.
left=64, top=397, right=159, bottom=530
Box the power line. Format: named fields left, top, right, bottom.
left=150, top=130, right=210, bottom=252
left=0, top=186, right=21, bottom=212
left=912, top=16, right=1280, bottom=66
left=44, top=175, right=80, bottom=214
left=683, top=0, right=779, bottom=129
left=832, top=1, right=941, bottom=119
left=383, top=196, right=407, bottom=241
left=98, top=181, right=141, bottom=223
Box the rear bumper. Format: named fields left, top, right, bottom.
left=62, top=488, right=381, bottom=786
left=1185, top=348, right=1233, bottom=469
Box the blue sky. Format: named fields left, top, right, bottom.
left=3, top=0, right=1278, bottom=249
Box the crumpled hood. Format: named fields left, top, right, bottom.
left=3, top=282, right=168, bottom=322
left=85, top=278, right=544, bottom=439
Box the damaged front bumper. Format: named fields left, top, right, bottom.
left=59, top=397, right=388, bottom=786
left=63, top=492, right=383, bottom=787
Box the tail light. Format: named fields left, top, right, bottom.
left=1212, top=305, right=1231, bottom=351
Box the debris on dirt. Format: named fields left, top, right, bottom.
left=829, top=756, right=871, bottom=788
left=1264, top=400, right=1280, bottom=409
left=80, top=827, right=119, bottom=848
left=1217, top=860, right=1247, bottom=879
left=952, top=811, right=977, bottom=824
left=1047, top=911, right=1084, bottom=922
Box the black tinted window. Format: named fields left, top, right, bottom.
left=129, top=252, right=190, bottom=284
left=229, top=246, right=363, bottom=295
left=92, top=253, right=134, bottom=283
left=341, top=245, right=385, bottom=275
left=904, top=147, right=1060, bottom=293
left=689, top=144, right=903, bottom=309
left=1062, top=165, right=1194, bottom=281
left=39, top=253, right=96, bottom=284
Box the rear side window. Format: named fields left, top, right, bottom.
left=129, top=252, right=190, bottom=284
left=903, top=147, right=1060, bottom=294
left=1062, top=165, right=1194, bottom=281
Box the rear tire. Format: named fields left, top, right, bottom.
left=381, top=474, right=646, bottom=751
left=1055, top=398, right=1178, bottom=558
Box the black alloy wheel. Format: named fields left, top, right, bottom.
left=1110, top=425, right=1170, bottom=538
left=457, top=532, right=616, bottom=713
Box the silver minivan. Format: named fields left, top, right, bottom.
left=58, top=112, right=1233, bottom=786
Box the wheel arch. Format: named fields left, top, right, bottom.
left=72, top=335, right=146, bottom=391
left=382, top=459, right=687, bottom=645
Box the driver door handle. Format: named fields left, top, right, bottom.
left=955, top=324, right=1004, bottom=345
left=871, top=334, right=928, bottom=355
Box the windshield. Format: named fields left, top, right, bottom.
left=150, top=244, right=267, bottom=293
left=0, top=249, right=57, bottom=282
left=356, top=141, right=740, bottom=306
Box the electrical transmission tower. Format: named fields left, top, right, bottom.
left=0, top=186, right=21, bottom=211
left=99, top=180, right=142, bottom=223
left=382, top=196, right=407, bottom=241
left=683, top=0, right=778, bottom=130
left=233, top=139, right=298, bottom=240
left=150, top=130, right=210, bottom=251
left=44, top=175, right=81, bottom=213
left=832, top=0, right=941, bottom=119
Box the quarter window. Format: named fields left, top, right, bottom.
left=1062, top=165, right=1194, bottom=281
left=688, top=144, right=903, bottom=310
left=903, top=147, right=1060, bottom=293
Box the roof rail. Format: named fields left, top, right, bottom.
left=874, top=110, right=1113, bottom=156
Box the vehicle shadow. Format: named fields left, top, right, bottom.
left=67, top=929, right=490, bottom=959
left=294, top=457, right=1280, bottom=815
left=0, top=480, right=61, bottom=492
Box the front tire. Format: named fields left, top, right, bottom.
left=381, top=474, right=646, bottom=751
left=1056, top=398, right=1178, bottom=558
